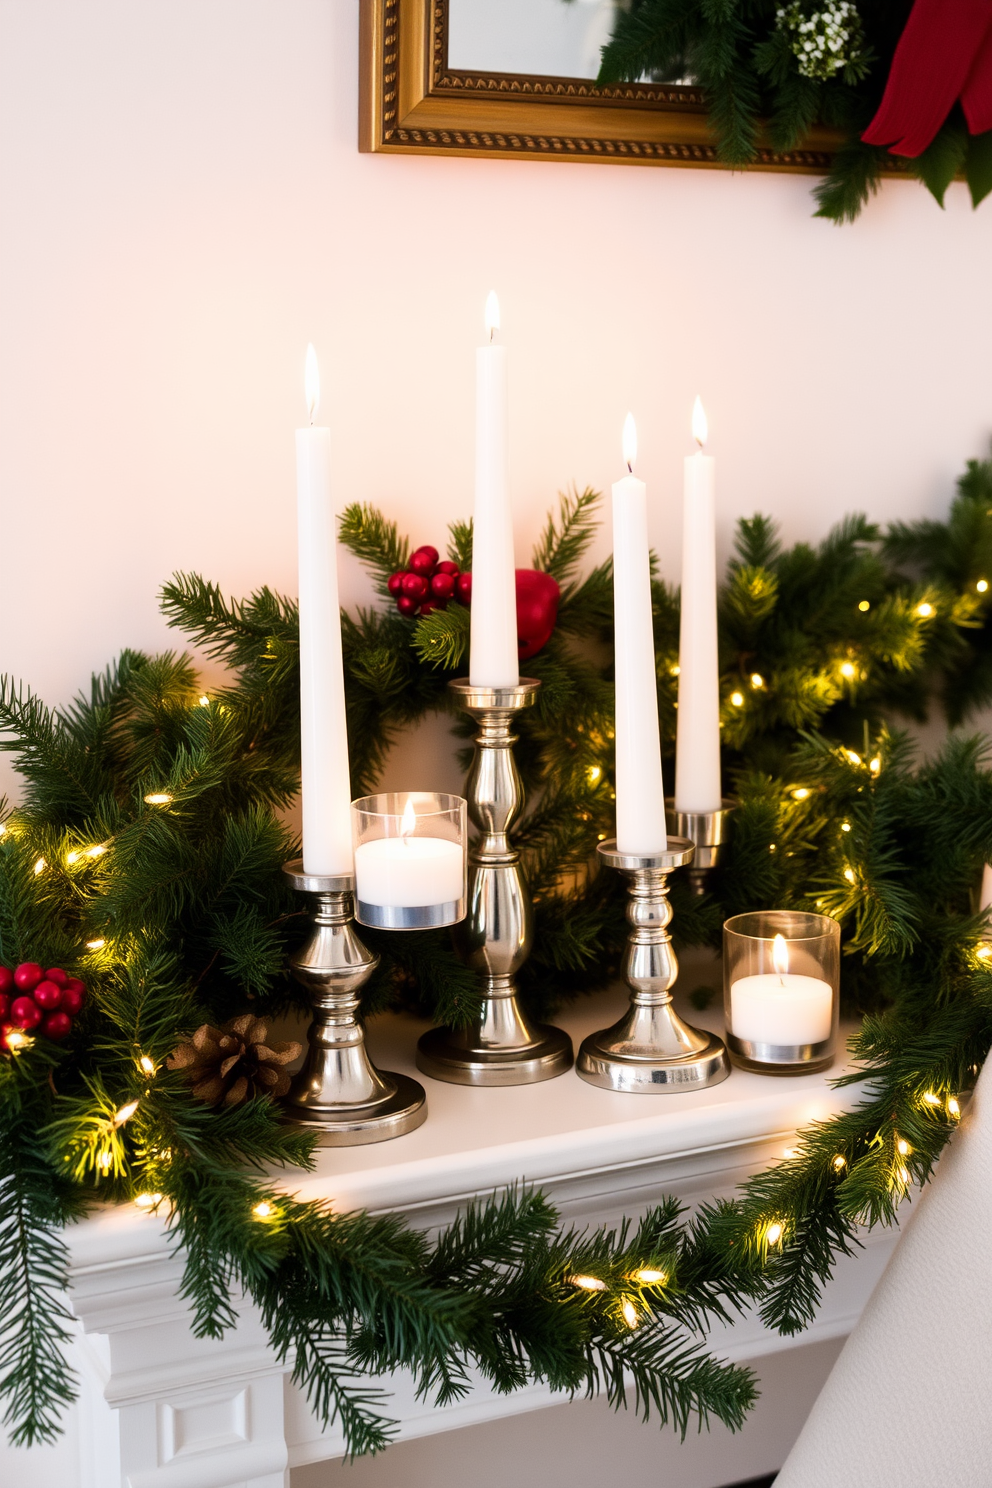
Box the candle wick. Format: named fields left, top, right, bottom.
left=626, top=461, right=632, bottom=475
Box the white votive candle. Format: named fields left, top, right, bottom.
left=730, top=972, right=833, bottom=1047
left=355, top=836, right=464, bottom=909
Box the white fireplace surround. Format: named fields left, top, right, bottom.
left=2, top=984, right=897, bottom=1488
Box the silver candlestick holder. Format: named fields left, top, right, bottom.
left=665, top=799, right=736, bottom=895
left=576, top=837, right=730, bottom=1093
left=282, top=862, right=427, bottom=1144
left=416, top=679, right=573, bottom=1085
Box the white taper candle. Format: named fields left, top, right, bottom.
left=469, top=291, right=519, bottom=689
left=675, top=396, right=722, bottom=814
left=296, top=344, right=353, bottom=876
left=612, top=414, right=667, bottom=854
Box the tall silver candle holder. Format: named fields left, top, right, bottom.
left=282, top=862, right=427, bottom=1143
left=576, top=837, right=730, bottom=1092
left=416, top=678, right=573, bottom=1085
left=665, top=800, right=736, bottom=895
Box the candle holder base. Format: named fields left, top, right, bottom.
left=417, top=1017, right=573, bottom=1087
left=664, top=800, right=736, bottom=896
left=415, top=677, right=573, bottom=1086
left=281, top=862, right=427, bottom=1145
left=726, top=1032, right=834, bottom=1077
left=576, top=838, right=730, bottom=1094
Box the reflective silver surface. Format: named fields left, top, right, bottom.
left=727, top=1031, right=834, bottom=1075
left=355, top=898, right=465, bottom=930
left=416, top=679, right=573, bottom=1086
left=665, top=799, right=736, bottom=895
left=576, top=837, right=730, bottom=1093
left=281, top=860, right=427, bottom=1143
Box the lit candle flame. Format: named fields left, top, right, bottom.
left=304, top=343, right=320, bottom=424
left=772, top=933, right=789, bottom=982
left=622, top=412, right=637, bottom=473
left=692, top=395, right=708, bottom=449
left=400, top=797, right=417, bottom=842
left=484, top=290, right=500, bottom=340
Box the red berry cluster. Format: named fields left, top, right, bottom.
left=0, top=962, right=87, bottom=1047
left=387, top=545, right=472, bottom=619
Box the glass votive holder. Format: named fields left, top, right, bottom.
left=352, top=792, right=467, bottom=930
left=723, top=911, right=840, bottom=1075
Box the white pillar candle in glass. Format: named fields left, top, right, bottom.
left=730, top=934, right=833, bottom=1046
left=469, top=291, right=519, bottom=689
left=612, top=414, right=667, bottom=855
left=675, top=396, right=722, bottom=814
left=352, top=794, right=468, bottom=929
left=296, top=344, right=353, bottom=877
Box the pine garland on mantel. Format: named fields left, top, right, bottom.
left=3, top=453, right=992, bottom=1451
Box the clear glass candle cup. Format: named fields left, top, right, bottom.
left=723, top=911, right=840, bottom=1075
left=352, top=792, right=467, bottom=930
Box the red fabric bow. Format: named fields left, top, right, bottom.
left=862, top=0, right=992, bottom=157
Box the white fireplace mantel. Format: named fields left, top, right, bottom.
left=8, top=983, right=897, bottom=1487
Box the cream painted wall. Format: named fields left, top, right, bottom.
left=2, top=0, right=992, bottom=810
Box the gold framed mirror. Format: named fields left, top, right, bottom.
left=360, top=0, right=839, bottom=171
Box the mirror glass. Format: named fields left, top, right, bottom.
left=447, top=0, right=619, bottom=80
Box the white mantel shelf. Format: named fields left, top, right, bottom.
left=56, top=981, right=895, bottom=1488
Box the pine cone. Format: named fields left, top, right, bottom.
left=167, top=1015, right=302, bottom=1108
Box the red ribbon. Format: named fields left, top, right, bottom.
left=862, top=0, right=992, bottom=157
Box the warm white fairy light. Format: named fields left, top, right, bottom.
left=750, top=673, right=765, bottom=689
left=66, top=850, right=81, bottom=865
left=33, top=857, right=45, bottom=875
left=832, top=1155, right=846, bottom=1170
left=765, top=1222, right=784, bottom=1246
left=869, top=756, right=881, bottom=775
left=252, top=1201, right=274, bottom=1220
left=139, top=1055, right=156, bottom=1076
left=198, top=694, right=210, bottom=706
left=134, top=1193, right=163, bottom=1211
left=86, top=938, right=106, bottom=950
left=87, top=843, right=108, bottom=858
left=569, top=1274, right=607, bottom=1292
left=916, top=602, right=934, bottom=618
left=896, top=1138, right=910, bottom=1156
left=588, top=766, right=602, bottom=785
left=844, top=867, right=855, bottom=884
left=947, top=1097, right=961, bottom=1119
left=978, top=579, right=989, bottom=593
left=98, top=1151, right=112, bottom=1172
left=144, top=793, right=173, bottom=806
left=631, top=1268, right=666, bottom=1285
left=113, top=1100, right=139, bottom=1127
left=840, top=661, right=855, bottom=678
left=792, top=787, right=810, bottom=800
left=858, top=600, right=870, bottom=612
left=5, top=1029, right=29, bottom=1053
left=841, top=821, right=851, bottom=832
left=730, top=691, right=744, bottom=707
left=621, top=1299, right=639, bottom=1329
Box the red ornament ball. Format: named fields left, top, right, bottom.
left=396, top=595, right=419, bottom=617
left=13, top=962, right=43, bottom=993
left=0, top=967, right=13, bottom=997
left=436, top=560, right=460, bottom=578
left=455, top=572, right=472, bottom=605
left=43, top=1012, right=72, bottom=1041
left=419, top=600, right=439, bottom=617
left=408, top=546, right=439, bottom=577
left=401, top=572, right=428, bottom=600
left=430, top=571, right=455, bottom=602
left=387, top=571, right=405, bottom=597
left=0, top=994, right=9, bottom=1021
left=45, top=967, right=68, bottom=988
left=11, top=996, right=43, bottom=1031
left=515, top=569, right=561, bottom=661
left=61, top=985, right=86, bottom=1016
left=33, top=980, right=63, bottom=1011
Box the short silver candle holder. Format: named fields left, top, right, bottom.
left=281, top=862, right=427, bottom=1144
left=416, top=679, right=573, bottom=1086
left=665, top=799, right=736, bottom=895
left=576, top=837, right=730, bottom=1093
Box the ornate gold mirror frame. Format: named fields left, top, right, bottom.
left=359, top=0, right=839, bottom=171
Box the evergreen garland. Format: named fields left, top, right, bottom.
left=2, top=456, right=992, bottom=1451
left=596, top=2, right=992, bottom=223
